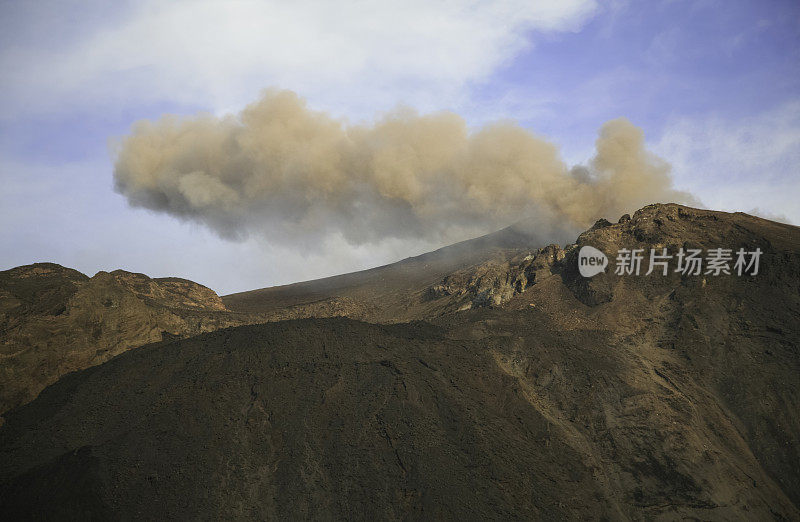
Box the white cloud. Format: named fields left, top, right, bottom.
left=655, top=101, right=800, bottom=224
left=0, top=0, right=597, bottom=119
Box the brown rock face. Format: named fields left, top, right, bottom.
left=561, top=203, right=800, bottom=306
left=425, top=244, right=565, bottom=310
left=95, top=270, right=227, bottom=311
left=0, top=264, right=246, bottom=414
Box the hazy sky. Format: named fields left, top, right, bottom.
left=1, top=0, right=799, bottom=294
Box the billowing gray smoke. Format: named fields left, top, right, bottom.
left=113, top=89, right=695, bottom=246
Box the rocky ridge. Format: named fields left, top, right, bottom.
left=0, top=264, right=251, bottom=414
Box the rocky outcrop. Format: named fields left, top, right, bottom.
left=0, top=264, right=249, bottom=415
left=561, top=203, right=800, bottom=306
left=95, top=270, right=227, bottom=311
left=425, top=244, right=566, bottom=310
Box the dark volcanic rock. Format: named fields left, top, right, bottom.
left=0, top=319, right=614, bottom=520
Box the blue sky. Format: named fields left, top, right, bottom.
left=1, top=0, right=798, bottom=293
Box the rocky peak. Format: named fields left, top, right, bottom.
left=0, top=263, right=89, bottom=318
left=564, top=202, right=800, bottom=305
left=91, top=270, right=226, bottom=311
left=0, top=264, right=240, bottom=415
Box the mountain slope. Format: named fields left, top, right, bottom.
left=0, top=225, right=548, bottom=416
left=0, top=223, right=553, bottom=416
left=0, top=319, right=621, bottom=520
left=0, top=204, right=798, bottom=519
left=221, top=221, right=548, bottom=322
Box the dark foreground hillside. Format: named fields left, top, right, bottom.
left=0, top=314, right=794, bottom=520
left=0, top=204, right=799, bottom=519
left=0, top=319, right=611, bottom=519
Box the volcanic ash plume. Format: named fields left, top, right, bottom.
left=113, top=89, right=695, bottom=246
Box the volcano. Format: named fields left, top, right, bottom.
left=0, top=203, right=798, bottom=519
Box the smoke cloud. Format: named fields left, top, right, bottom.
left=113, top=89, right=694, bottom=247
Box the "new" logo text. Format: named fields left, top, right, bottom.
left=578, top=246, right=608, bottom=277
